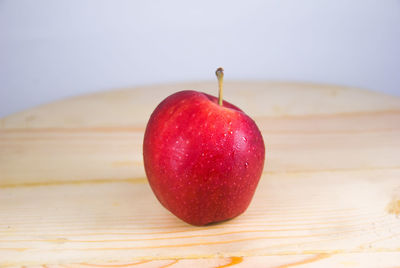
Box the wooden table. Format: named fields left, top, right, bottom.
left=1, top=82, right=400, bottom=267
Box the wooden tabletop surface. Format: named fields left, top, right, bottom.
left=1, top=81, right=400, bottom=267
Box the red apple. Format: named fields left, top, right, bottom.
left=143, top=68, right=265, bottom=225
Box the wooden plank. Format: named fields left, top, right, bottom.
left=1, top=82, right=400, bottom=267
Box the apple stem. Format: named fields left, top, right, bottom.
left=216, top=67, right=224, bottom=106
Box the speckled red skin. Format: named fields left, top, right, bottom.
left=143, top=90, right=265, bottom=226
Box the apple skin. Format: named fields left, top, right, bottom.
left=143, top=90, right=265, bottom=226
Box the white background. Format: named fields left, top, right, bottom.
left=1, top=0, right=399, bottom=118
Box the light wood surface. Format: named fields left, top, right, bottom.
left=1, top=82, right=400, bottom=267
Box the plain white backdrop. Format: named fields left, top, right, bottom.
left=1, top=0, right=400, bottom=117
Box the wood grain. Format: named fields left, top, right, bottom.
left=1, top=82, right=400, bottom=267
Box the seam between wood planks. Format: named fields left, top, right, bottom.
left=1, top=166, right=399, bottom=189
